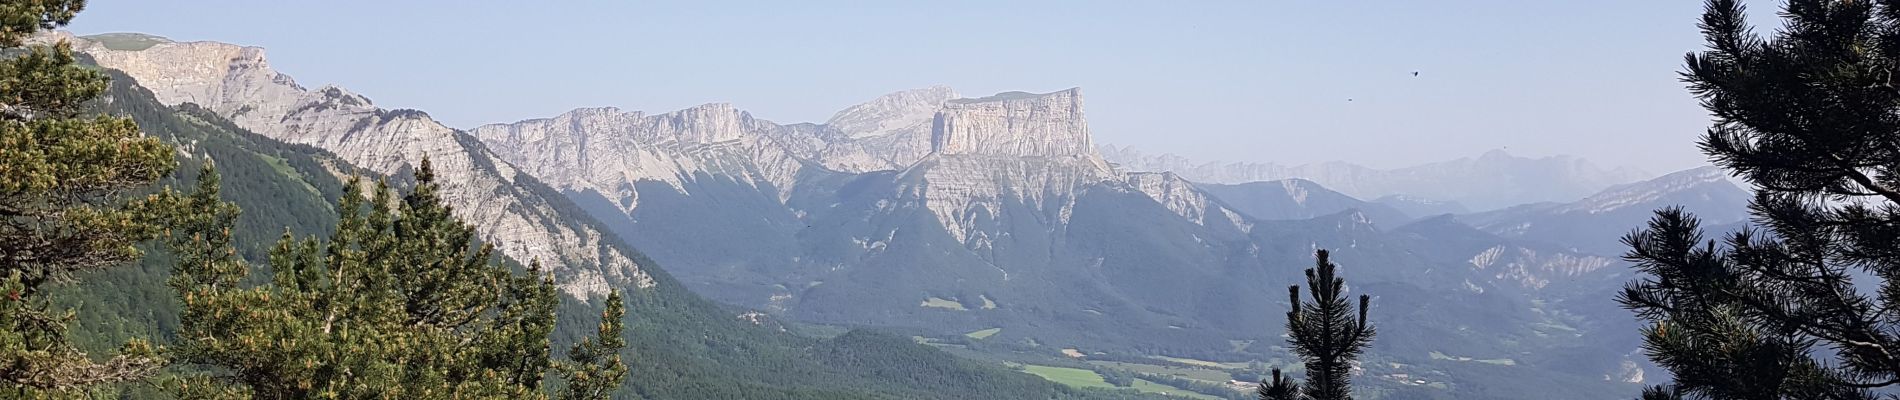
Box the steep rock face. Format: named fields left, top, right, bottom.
left=1101, top=145, right=1651, bottom=210
left=903, top=154, right=1116, bottom=244
left=806, top=86, right=957, bottom=172
left=1125, top=172, right=1251, bottom=232
left=932, top=89, right=1103, bottom=163
left=903, top=89, right=1120, bottom=244
left=829, top=86, right=957, bottom=139
left=56, top=32, right=653, bottom=297
left=471, top=105, right=817, bottom=215
left=761, top=86, right=957, bottom=173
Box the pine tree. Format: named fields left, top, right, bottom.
left=162, top=158, right=578, bottom=398
left=1274, top=249, right=1373, bottom=400
left=1257, top=368, right=1301, bottom=400
left=0, top=0, right=174, bottom=392
left=557, top=290, right=629, bottom=400
left=1640, top=385, right=1682, bottom=400
left=1620, top=0, right=1900, bottom=398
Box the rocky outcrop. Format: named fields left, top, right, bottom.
left=1126, top=172, right=1251, bottom=232
left=1466, top=245, right=1616, bottom=290
left=828, top=86, right=956, bottom=140
left=798, top=86, right=957, bottom=173
left=470, top=104, right=815, bottom=215
left=932, top=89, right=1100, bottom=161
left=898, top=89, right=1123, bottom=243
left=477, top=87, right=1134, bottom=245
left=52, top=31, right=653, bottom=298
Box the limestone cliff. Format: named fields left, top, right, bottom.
left=812, top=86, right=956, bottom=172
left=470, top=104, right=815, bottom=215
left=1125, top=172, right=1251, bottom=232
left=931, top=88, right=1102, bottom=163
left=52, top=32, right=653, bottom=298
left=899, top=88, right=1122, bottom=243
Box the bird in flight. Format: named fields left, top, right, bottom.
left=1412, top=71, right=1420, bottom=77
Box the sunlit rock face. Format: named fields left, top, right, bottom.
left=54, top=32, right=653, bottom=298
left=816, top=85, right=958, bottom=172
left=931, top=88, right=1100, bottom=160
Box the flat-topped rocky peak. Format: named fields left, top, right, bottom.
left=930, top=88, right=1096, bottom=159
left=79, top=32, right=174, bottom=51
left=645, top=103, right=750, bottom=144
left=33, top=32, right=297, bottom=115
left=486, top=103, right=760, bottom=146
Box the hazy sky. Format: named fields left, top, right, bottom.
left=71, top=1, right=1756, bottom=173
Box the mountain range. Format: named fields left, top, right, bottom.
left=1099, top=145, right=1653, bottom=211
left=468, top=82, right=1734, bottom=398
left=48, top=31, right=652, bottom=300
left=59, top=31, right=1755, bottom=400
left=1458, top=166, right=1751, bottom=255
left=58, top=32, right=1138, bottom=400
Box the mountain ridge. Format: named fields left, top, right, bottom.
left=471, top=84, right=1652, bottom=399
left=55, top=29, right=1674, bottom=398
left=44, top=31, right=654, bottom=299
left=1101, top=144, right=1652, bottom=210
left=1460, top=166, right=1750, bottom=255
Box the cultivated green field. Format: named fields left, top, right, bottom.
left=1022, top=365, right=1227, bottom=399
left=1154, top=356, right=1251, bottom=370
left=1022, top=365, right=1115, bottom=389
left=1087, top=360, right=1234, bottom=383
left=1131, top=379, right=1223, bottom=400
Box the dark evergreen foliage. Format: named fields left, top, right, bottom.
left=1641, top=385, right=1683, bottom=400
left=557, top=290, right=628, bottom=400
left=1621, top=0, right=1900, bottom=398
left=0, top=0, right=171, bottom=393
left=158, top=159, right=574, bottom=397
left=1257, top=368, right=1300, bottom=400
left=1265, top=249, right=1374, bottom=400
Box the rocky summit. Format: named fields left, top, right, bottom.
left=932, top=88, right=1102, bottom=160
left=49, top=31, right=652, bottom=299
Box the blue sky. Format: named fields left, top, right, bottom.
left=70, top=1, right=1751, bottom=173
